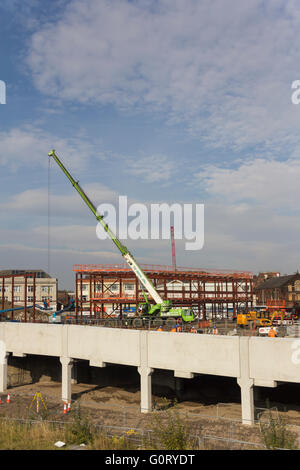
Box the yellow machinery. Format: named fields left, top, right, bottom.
left=236, top=311, right=256, bottom=326
left=237, top=308, right=287, bottom=328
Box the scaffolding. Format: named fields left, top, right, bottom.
left=73, top=264, right=253, bottom=321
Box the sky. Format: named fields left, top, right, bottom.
left=1, top=0, right=300, bottom=289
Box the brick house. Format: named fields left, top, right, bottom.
left=254, top=272, right=300, bottom=308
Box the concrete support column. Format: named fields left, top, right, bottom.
left=138, top=330, right=153, bottom=413
left=138, top=366, right=153, bottom=413
left=60, top=356, right=73, bottom=402
left=238, top=337, right=254, bottom=425
left=0, top=353, right=9, bottom=393
left=237, top=377, right=254, bottom=425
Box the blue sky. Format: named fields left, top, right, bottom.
left=1, top=0, right=300, bottom=289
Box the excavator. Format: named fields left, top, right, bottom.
left=48, top=150, right=195, bottom=323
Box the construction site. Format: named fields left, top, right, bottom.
left=1, top=150, right=300, bottom=451
left=73, top=263, right=253, bottom=323
left=4, top=0, right=300, bottom=452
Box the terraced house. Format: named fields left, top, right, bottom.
left=254, top=271, right=300, bottom=308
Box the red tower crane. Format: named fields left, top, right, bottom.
left=170, top=226, right=177, bottom=272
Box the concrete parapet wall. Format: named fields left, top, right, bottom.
left=0, top=323, right=62, bottom=357
left=0, top=324, right=300, bottom=383
left=68, top=325, right=141, bottom=366
left=249, top=337, right=300, bottom=384
left=148, top=331, right=240, bottom=377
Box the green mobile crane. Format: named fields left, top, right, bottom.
left=48, top=150, right=194, bottom=323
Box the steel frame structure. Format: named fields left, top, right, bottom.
left=0, top=273, right=37, bottom=322
left=73, top=264, right=253, bottom=321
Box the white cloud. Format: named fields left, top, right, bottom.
left=0, top=243, right=121, bottom=289
left=26, top=0, right=300, bottom=151
left=190, top=155, right=300, bottom=273
left=125, top=154, right=175, bottom=183
left=196, top=158, right=300, bottom=211
left=0, top=184, right=118, bottom=217
left=0, top=126, right=102, bottom=170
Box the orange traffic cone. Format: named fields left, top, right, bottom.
left=67, top=401, right=71, bottom=413
left=0, top=397, right=2, bottom=404
left=63, top=402, right=67, bottom=414
left=6, top=394, right=10, bottom=404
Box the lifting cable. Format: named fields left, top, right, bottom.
left=47, top=157, right=51, bottom=306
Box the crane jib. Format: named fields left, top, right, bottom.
left=48, top=150, right=128, bottom=256
left=47, top=149, right=193, bottom=317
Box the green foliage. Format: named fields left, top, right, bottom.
left=259, top=402, right=298, bottom=450
left=28, top=403, right=50, bottom=421
left=148, top=405, right=195, bottom=450
left=91, top=433, right=138, bottom=450
left=66, top=402, right=93, bottom=445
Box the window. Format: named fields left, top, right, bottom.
left=27, top=286, right=34, bottom=293
left=295, top=281, right=300, bottom=292
left=42, top=286, right=52, bottom=293
left=42, top=296, right=52, bottom=301
left=124, top=283, right=134, bottom=291
left=81, top=295, right=88, bottom=302
left=14, top=296, right=20, bottom=302
left=14, top=286, right=21, bottom=293
left=27, top=296, right=34, bottom=303
left=95, top=284, right=102, bottom=292
left=110, top=285, right=119, bottom=292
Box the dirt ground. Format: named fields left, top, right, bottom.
left=1, top=379, right=300, bottom=449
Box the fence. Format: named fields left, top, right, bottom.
left=0, top=414, right=264, bottom=450
left=0, top=414, right=295, bottom=450
left=0, top=390, right=299, bottom=449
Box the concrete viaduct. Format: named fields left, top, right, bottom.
left=1, top=323, right=300, bottom=425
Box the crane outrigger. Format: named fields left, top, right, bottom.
left=48, top=150, right=194, bottom=323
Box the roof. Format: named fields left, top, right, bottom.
left=255, top=274, right=296, bottom=290
left=0, top=269, right=51, bottom=278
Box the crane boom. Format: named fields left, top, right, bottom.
left=48, top=149, right=164, bottom=305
